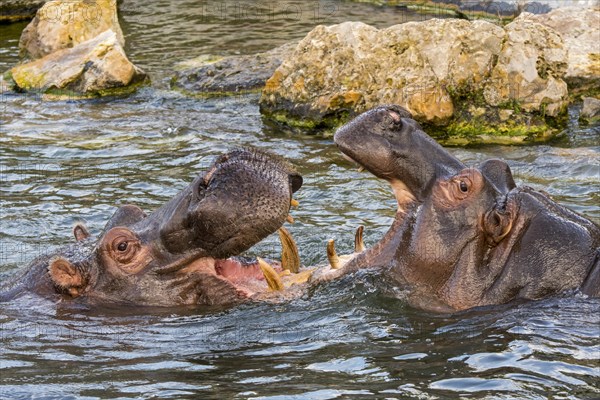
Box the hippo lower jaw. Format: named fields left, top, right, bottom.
left=153, top=227, right=314, bottom=306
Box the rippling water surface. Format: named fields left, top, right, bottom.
left=1, top=1, right=599, bottom=399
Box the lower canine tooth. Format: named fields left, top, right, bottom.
left=357, top=166, right=365, bottom=172
left=286, top=215, right=294, bottom=224
left=354, top=225, right=365, bottom=253
left=257, top=257, right=284, bottom=291
left=327, top=239, right=340, bottom=269
left=278, top=227, right=300, bottom=273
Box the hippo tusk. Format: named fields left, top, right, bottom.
left=278, top=227, right=300, bottom=273
left=286, top=215, right=295, bottom=224
left=257, top=257, right=284, bottom=291
left=357, top=166, right=365, bottom=172
left=290, top=198, right=299, bottom=208
left=354, top=225, right=365, bottom=253
left=327, top=239, right=341, bottom=269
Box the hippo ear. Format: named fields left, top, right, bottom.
left=48, top=256, right=86, bottom=298
left=73, top=223, right=90, bottom=241
left=480, top=159, right=516, bottom=194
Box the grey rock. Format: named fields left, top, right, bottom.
left=580, top=97, right=600, bottom=123
left=171, top=43, right=296, bottom=95
left=0, top=0, right=46, bottom=23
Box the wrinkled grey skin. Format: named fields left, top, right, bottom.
left=334, top=105, right=600, bottom=311
left=0, top=148, right=302, bottom=307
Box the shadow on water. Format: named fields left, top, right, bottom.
left=1, top=0, right=599, bottom=398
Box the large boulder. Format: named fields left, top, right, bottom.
left=171, top=43, right=296, bottom=95
left=525, top=7, right=600, bottom=94
left=0, top=0, right=46, bottom=23
left=18, top=0, right=124, bottom=60
left=8, top=30, right=147, bottom=98
left=260, top=18, right=569, bottom=144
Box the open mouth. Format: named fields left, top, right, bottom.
left=156, top=227, right=314, bottom=303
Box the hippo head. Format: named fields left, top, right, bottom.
left=46, top=148, right=303, bottom=306
left=334, top=105, right=599, bottom=310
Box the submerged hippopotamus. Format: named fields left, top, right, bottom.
left=330, top=105, right=600, bottom=311
left=0, top=148, right=307, bottom=307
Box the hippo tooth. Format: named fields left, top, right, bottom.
left=286, top=214, right=295, bottom=224
left=257, top=257, right=284, bottom=291
left=278, top=227, right=300, bottom=273
left=354, top=225, right=365, bottom=253
left=357, top=166, right=365, bottom=172
left=327, top=239, right=340, bottom=269
left=290, top=198, right=299, bottom=207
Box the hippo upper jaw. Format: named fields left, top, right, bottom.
left=140, top=148, right=302, bottom=260
left=334, top=105, right=464, bottom=209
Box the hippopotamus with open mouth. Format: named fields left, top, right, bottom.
left=0, top=148, right=308, bottom=307
left=329, top=105, right=600, bottom=312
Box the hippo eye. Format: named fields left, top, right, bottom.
left=117, top=242, right=128, bottom=252
left=459, top=180, right=469, bottom=193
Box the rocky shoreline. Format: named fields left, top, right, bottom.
left=2, top=1, right=598, bottom=144
left=170, top=6, right=598, bottom=144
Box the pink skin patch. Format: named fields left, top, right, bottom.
left=215, top=259, right=282, bottom=282
left=176, top=256, right=285, bottom=299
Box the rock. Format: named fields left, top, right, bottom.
left=8, top=30, right=147, bottom=98
left=351, top=0, right=594, bottom=21
left=171, top=43, right=296, bottom=95
left=483, top=14, right=569, bottom=115
left=580, top=97, right=600, bottom=123
left=524, top=7, right=600, bottom=94
left=18, top=0, right=124, bottom=60
left=0, top=0, right=46, bottom=23
left=260, top=19, right=569, bottom=143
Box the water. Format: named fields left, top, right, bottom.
left=1, top=1, right=599, bottom=398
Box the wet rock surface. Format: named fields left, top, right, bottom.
left=18, top=0, right=124, bottom=60
left=8, top=30, right=147, bottom=98
left=259, top=18, right=569, bottom=143
left=171, top=43, right=296, bottom=95
left=4, top=0, right=146, bottom=98
left=0, top=0, right=46, bottom=23
left=580, top=97, right=600, bottom=124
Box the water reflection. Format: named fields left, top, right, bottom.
left=1, top=0, right=599, bottom=398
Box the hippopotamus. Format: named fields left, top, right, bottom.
left=329, top=105, right=600, bottom=312
left=0, top=148, right=307, bottom=307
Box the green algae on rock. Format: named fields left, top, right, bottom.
left=259, top=17, right=570, bottom=144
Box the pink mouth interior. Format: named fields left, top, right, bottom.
left=177, top=255, right=283, bottom=299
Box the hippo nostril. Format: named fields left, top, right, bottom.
left=290, top=174, right=303, bottom=193
left=388, top=110, right=402, bottom=123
